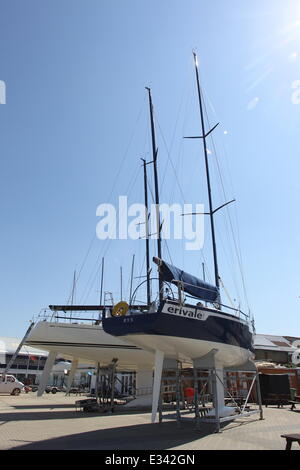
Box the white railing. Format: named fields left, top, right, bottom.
left=32, top=308, right=102, bottom=325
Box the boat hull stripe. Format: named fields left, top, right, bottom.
left=26, top=340, right=141, bottom=350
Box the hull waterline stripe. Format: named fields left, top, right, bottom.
left=26, top=340, right=142, bottom=350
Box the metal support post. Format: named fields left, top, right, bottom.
left=212, top=368, right=221, bottom=433
left=175, top=363, right=182, bottom=428
left=256, top=372, right=264, bottom=420
left=65, top=358, right=79, bottom=395
left=193, top=367, right=201, bottom=430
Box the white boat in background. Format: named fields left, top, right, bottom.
left=25, top=308, right=156, bottom=399
left=26, top=316, right=155, bottom=371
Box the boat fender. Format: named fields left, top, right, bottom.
left=112, top=301, right=129, bottom=317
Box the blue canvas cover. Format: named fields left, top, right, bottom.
left=154, top=258, right=219, bottom=302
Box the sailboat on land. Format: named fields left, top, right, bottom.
left=102, top=53, right=255, bottom=419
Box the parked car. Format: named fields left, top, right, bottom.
left=0, top=374, right=24, bottom=395
left=45, top=386, right=59, bottom=394
left=45, top=385, right=66, bottom=394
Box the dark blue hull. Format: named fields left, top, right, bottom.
left=104, top=311, right=253, bottom=351
left=102, top=302, right=254, bottom=365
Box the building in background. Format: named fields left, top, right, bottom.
left=0, top=337, right=48, bottom=385
left=228, top=334, right=300, bottom=399
left=254, top=334, right=299, bottom=364
left=0, top=337, right=94, bottom=387
left=0, top=336, right=137, bottom=394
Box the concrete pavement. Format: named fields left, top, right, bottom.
left=0, top=393, right=299, bottom=450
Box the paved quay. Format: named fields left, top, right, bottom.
left=0, top=393, right=299, bottom=450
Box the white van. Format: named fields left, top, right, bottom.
left=0, top=374, right=24, bottom=395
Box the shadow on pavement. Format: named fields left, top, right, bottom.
left=0, top=410, right=91, bottom=422
left=11, top=419, right=217, bottom=450
left=9, top=404, right=77, bottom=410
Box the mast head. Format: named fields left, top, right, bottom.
left=192, top=51, right=199, bottom=68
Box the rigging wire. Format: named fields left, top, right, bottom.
left=203, top=99, right=243, bottom=303
left=216, top=123, right=252, bottom=310
left=201, top=86, right=251, bottom=311
left=156, top=118, right=186, bottom=203
left=65, top=97, right=147, bottom=303
left=79, top=164, right=142, bottom=304
left=155, top=83, right=214, bottom=285
left=163, top=239, right=174, bottom=266
left=210, top=131, right=250, bottom=310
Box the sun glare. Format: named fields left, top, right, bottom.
left=288, top=51, right=299, bottom=61
left=244, top=7, right=300, bottom=98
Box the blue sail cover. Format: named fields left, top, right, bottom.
left=154, top=258, right=219, bottom=302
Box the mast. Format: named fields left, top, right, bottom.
left=141, top=158, right=151, bottom=306
left=202, top=262, right=206, bottom=282
left=129, top=254, right=135, bottom=305
left=120, top=266, right=123, bottom=301
left=145, top=87, right=163, bottom=303
left=193, top=52, right=220, bottom=293
left=70, top=270, right=76, bottom=306
left=99, top=257, right=104, bottom=305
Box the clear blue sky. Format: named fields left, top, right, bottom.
left=0, top=0, right=299, bottom=338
